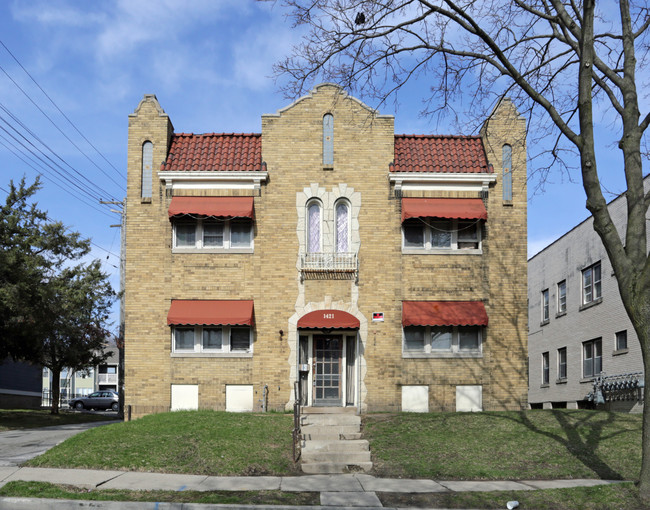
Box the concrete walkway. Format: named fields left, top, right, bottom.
left=0, top=466, right=627, bottom=509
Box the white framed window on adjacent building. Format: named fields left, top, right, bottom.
left=583, top=338, right=602, bottom=378
left=557, top=347, right=567, bottom=381
left=557, top=280, right=566, bottom=314
left=172, top=325, right=253, bottom=354
left=541, top=289, right=549, bottom=323
left=173, top=218, right=253, bottom=251
left=542, top=352, right=550, bottom=385
left=582, top=262, right=602, bottom=305
left=615, top=330, right=628, bottom=352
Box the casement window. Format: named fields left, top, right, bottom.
left=558, top=347, right=567, bottom=380
left=402, top=218, right=481, bottom=251
left=403, top=326, right=482, bottom=355
left=541, top=289, right=549, bottom=323
left=557, top=280, right=567, bottom=314
left=173, top=325, right=252, bottom=353
left=583, top=338, right=602, bottom=378
left=502, top=144, right=512, bottom=202
left=173, top=218, right=253, bottom=250
left=615, top=330, right=628, bottom=351
left=141, top=141, right=153, bottom=199
left=582, top=262, right=602, bottom=304
left=542, top=352, right=549, bottom=385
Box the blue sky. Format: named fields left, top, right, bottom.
left=0, top=1, right=633, bottom=332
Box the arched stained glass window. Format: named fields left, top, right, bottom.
left=307, top=201, right=321, bottom=253
left=502, top=144, right=512, bottom=201
left=141, top=141, right=153, bottom=199
left=323, top=114, right=334, bottom=166
left=335, top=201, right=349, bottom=252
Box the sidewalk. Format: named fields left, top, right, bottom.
left=0, top=466, right=627, bottom=509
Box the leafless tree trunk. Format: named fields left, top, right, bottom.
left=277, top=0, right=650, bottom=499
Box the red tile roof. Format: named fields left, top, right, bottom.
left=160, top=133, right=262, bottom=172
left=393, top=135, right=490, bottom=173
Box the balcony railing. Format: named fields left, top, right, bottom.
left=300, top=252, right=358, bottom=282
left=98, top=373, right=118, bottom=385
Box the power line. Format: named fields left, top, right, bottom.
left=0, top=38, right=125, bottom=186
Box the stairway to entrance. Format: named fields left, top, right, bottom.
left=299, top=407, right=372, bottom=474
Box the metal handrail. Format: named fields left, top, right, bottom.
left=292, top=381, right=302, bottom=463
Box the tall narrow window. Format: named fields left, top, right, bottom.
left=502, top=144, right=512, bottom=201
left=582, top=262, right=602, bottom=304
left=557, top=280, right=567, bottom=314
left=141, top=141, right=153, bottom=199
left=583, top=338, right=602, bottom=378
left=335, top=201, right=349, bottom=252
left=558, top=347, right=567, bottom=380
left=541, top=289, right=549, bottom=323
left=307, top=201, right=321, bottom=253
left=323, top=114, right=334, bottom=166
left=542, top=352, right=550, bottom=384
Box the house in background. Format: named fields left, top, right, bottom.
left=42, top=348, right=120, bottom=406
left=528, top=177, right=648, bottom=412
left=124, top=84, right=528, bottom=418
left=0, top=359, right=42, bottom=409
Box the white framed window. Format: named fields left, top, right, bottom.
left=541, top=289, right=549, bottom=323
left=542, top=352, right=549, bottom=384
left=172, top=326, right=252, bottom=354
left=557, top=280, right=567, bottom=314
left=582, top=262, right=601, bottom=304
left=307, top=200, right=322, bottom=253
left=335, top=200, right=350, bottom=252
left=402, top=218, right=481, bottom=252
left=557, top=347, right=567, bottom=380
left=403, top=326, right=482, bottom=357
left=583, top=338, right=602, bottom=378
left=172, top=218, right=253, bottom=250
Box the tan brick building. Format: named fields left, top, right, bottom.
left=124, top=84, right=528, bottom=417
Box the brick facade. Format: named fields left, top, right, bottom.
left=124, top=85, right=528, bottom=418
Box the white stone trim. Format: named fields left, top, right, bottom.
left=390, top=172, right=496, bottom=193
left=159, top=171, right=268, bottom=192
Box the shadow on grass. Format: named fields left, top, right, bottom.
left=487, top=410, right=630, bottom=480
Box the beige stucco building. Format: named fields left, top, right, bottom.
left=124, top=84, right=528, bottom=418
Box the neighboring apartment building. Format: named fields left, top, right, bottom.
left=0, top=359, right=41, bottom=409
left=42, top=349, right=120, bottom=404
left=528, top=177, right=649, bottom=411
left=124, top=84, right=528, bottom=418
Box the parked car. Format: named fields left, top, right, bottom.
left=69, top=391, right=119, bottom=411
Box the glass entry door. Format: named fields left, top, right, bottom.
left=313, top=335, right=342, bottom=406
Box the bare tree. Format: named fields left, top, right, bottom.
left=276, top=0, right=650, bottom=499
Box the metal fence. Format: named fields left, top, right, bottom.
left=41, top=390, right=86, bottom=408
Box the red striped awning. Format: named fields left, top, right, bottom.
left=402, top=301, right=488, bottom=327
left=168, top=196, right=254, bottom=218
left=167, top=300, right=254, bottom=326
left=401, top=198, right=487, bottom=222
left=298, top=310, right=360, bottom=329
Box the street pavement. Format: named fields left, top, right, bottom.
left=0, top=420, right=116, bottom=467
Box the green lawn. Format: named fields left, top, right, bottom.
left=363, top=410, right=641, bottom=481
left=0, top=409, right=119, bottom=431
left=5, top=409, right=643, bottom=508
left=26, top=410, right=299, bottom=476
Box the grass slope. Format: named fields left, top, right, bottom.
left=26, top=410, right=298, bottom=476
left=364, top=410, right=641, bottom=481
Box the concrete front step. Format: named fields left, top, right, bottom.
left=301, top=461, right=373, bottom=474
left=300, top=407, right=357, bottom=414
left=302, top=439, right=369, bottom=452
left=301, top=414, right=361, bottom=426
left=301, top=424, right=360, bottom=437
left=300, top=432, right=363, bottom=441
left=302, top=450, right=372, bottom=464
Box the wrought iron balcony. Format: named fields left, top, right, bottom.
left=300, top=252, right=358, bottom=282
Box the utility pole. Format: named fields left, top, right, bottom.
left=102, top=199, right=125, bottom=420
